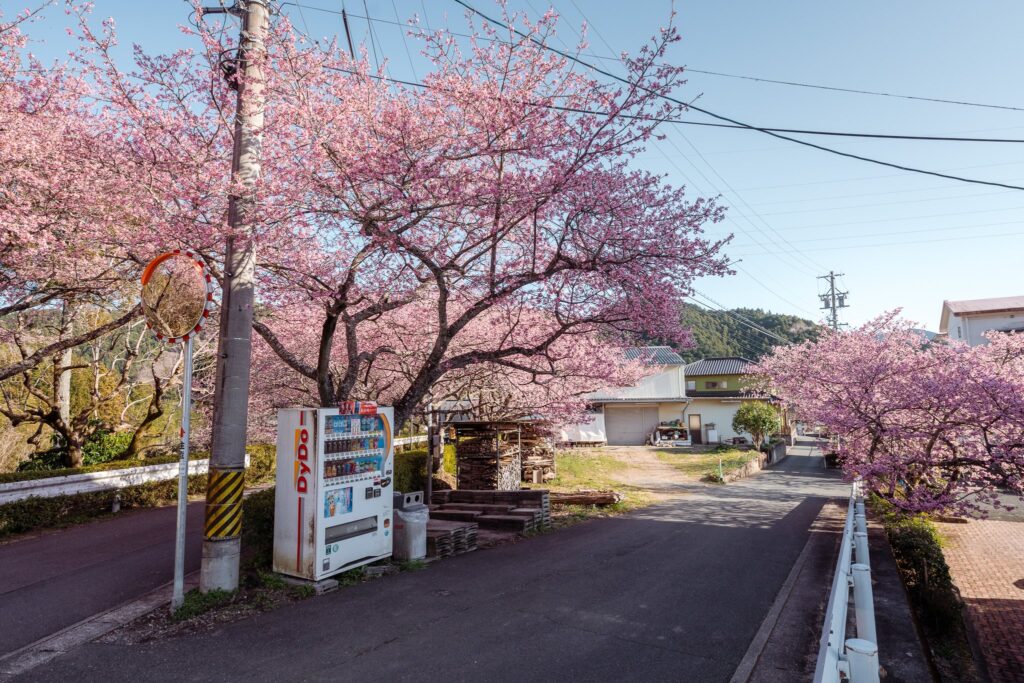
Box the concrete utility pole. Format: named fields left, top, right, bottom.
left=818, top=271, right=849, bottom=332
left=200, top=0, right=269, bottom=593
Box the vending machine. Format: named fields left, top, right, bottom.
left=273, top=402, right=395, bottom=581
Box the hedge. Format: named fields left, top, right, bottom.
left=393, top=444, right=457, bottom=493
left=0, top=444, right=277, bottom=541
left=872, top=497, right=961, bottom=631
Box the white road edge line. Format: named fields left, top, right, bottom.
left=0, top=571, right=199, bottom=681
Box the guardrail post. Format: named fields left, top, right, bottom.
left=855, top=511, right=867, bottom=535
left=844, top=638, right=880, bottom=683
left=851, top=563, right=877, bottom=645
left=854, top=530, right=870, bottom=567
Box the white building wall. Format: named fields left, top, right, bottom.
left=588, top=365, right=685, bottom=401
left=683, top=399, right=747, bottom=443
left=953, top=312, right=1024, bottom=346
left=657, top=402, right=687, bottom=423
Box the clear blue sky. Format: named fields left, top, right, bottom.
left=19, top=1, right=1024, bottom=334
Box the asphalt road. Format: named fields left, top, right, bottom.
left=0, top=501, right=204, bottom=657
left=25, top=451, right=846, bottom=682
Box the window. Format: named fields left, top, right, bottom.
left=705, top=381, right=719, bottom=389
left=686, top=381, right=696, bottom=391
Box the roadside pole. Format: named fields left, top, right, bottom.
left=200, top=0, right=269, bottom=594
left=172, top=336, right=194, bottom=610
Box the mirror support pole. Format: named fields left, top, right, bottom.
left=171, top=336, right=194, bottom=612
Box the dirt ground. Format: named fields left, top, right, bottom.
left=577, top=445, right=706, bottom=500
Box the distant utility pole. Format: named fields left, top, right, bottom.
left=199, top=0, right=269, bottom=594
left=818, top=271, right=849, bottom=332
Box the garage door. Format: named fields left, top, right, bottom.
left=604, top=406, right=659, bottom=445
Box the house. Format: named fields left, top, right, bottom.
left=682, top=357, right=776, bottom=444
left=938, top=296, right=1024, bottom=346
left=561, top=349, right=775, bottom=446
left=584, top=346, right=688, bottom=446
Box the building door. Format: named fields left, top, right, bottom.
left=605, top=406, right=660, bottom=445
left=688, top=414, right=702, bottom=444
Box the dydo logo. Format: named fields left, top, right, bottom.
left=292, top=412, right=310, bottom=571
left=293, top=416, right=310, bottom=494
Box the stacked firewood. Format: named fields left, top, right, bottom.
left=456, top=435, right=522, bottom=491
left=519, top=424, right=556, bottom=482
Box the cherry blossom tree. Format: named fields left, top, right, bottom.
left=3, top=4, right=730, bottom=443
left=752, top=314, right=1024, bottom=515
left=248, top=9, right=729, bottom=429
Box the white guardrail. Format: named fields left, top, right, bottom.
left=394, top=435, right=428, bottom=447
left=0, top=455, right=250, bottom=506
left=0, top=436, right=429, bottom=506
left=813, top=480, right=880, bottom=683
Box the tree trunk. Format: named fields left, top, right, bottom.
left=124, top=377, right=165, bottom=458
left=66, top=440, right=85, bottom=468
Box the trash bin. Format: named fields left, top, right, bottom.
left=393, top=503, right=429, bottom=561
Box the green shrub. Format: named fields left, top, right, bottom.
left=0, top=471, right=206, bottom=540
left=241, top=487, right=276, bottom=571
left=82, top=430, right=134, bottom=465
left=394, top=448, right=428, bottom=493
left=873, top=497, right=962, bottom=632
left=244, top=444, right=276, bottom=486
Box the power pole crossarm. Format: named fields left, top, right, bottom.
left=818, top=271, right=849, bottom=332
left=200, top=0, right=269, bottom=594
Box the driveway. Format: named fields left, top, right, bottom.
left=25, top=451, right=846, bottom=682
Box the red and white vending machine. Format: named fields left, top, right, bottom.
left=273, top=402, right=395, bottom=581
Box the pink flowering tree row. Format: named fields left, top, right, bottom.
left=2, top=3, right=730, bottom=443
left=752, top=314, right=1024, bottom=515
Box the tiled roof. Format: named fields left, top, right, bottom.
left=944, top=296, right=1024, bottom=315
left=684, top=357, right=753, bottom=376
left=624, top=346, right=684, bottom=365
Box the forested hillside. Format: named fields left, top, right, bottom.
left=676, top=307, right=821, bottom=362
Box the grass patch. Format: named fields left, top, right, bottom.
left=173, top=588, right=235, bottom=622
left=530, top=449, right=653, bottom=526
left=655, top=447, right=755, bottom=481
left=398, top=559, right=427, bottom=572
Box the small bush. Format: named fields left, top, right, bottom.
left=244, top=444, right=276, bottom=486
left=241, top=487, right=276, bottom=571
left=82, top=430, right=134, bottom=465
left=394, top=448, right=428, bottom=493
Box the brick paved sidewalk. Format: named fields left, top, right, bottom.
left=935, top=519, right=1024, bottom=683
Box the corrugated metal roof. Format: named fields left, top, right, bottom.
left=624, top=346, right=684, bottom=365
left=684, top=357, right=753, bottom=376
left=944, top=295, right=1024, bottom=315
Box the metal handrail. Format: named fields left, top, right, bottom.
left=813, top=480, right=880, bottom=683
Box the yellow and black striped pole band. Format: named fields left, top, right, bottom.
left=204, top=469, right=244, bottom=539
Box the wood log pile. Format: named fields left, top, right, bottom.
left=519, top=423, right=556, bottom=482
left=456, top=435, right=521, bottom=491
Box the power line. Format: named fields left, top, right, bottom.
left=692, top=290, right=793, bottom=343
left=732, top=228, right=1024, bottom=256
left=283, top=4, right=1024, bottom=144
left=451, top=0, right=1024, bottom=192
left=683, top=67, right=1024, bottom=113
